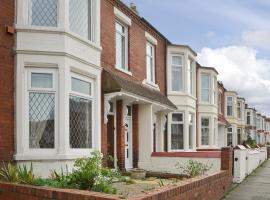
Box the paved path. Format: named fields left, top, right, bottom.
left=224, top=160, right=270, bottom=200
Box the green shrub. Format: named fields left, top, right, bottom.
left=67, top=151, right=116, bottom=194
left=0, top=162, right=19, bottom=182
left=17, top=163, right=35, bottom=184
left=244, top=135, right=257, bottom=148
left=176, top=160, right=212, bottom=177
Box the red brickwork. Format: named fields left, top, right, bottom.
left=100, top=0, right=168, bottom=168
left=0, top=0, right=14, bottom=162
left=116, top=100, right=125, bottom=170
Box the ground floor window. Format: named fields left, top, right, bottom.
left=237, top=128, right=241, bottom=145
left=28, top=69, right=57, bottom=149
left=189, top=113, right=194, bottom=149
left=69, top=74, right=93, bottom=149
left=201, top=117, right=210, bottom=145
left=171, top=113, right=184, bottom=150
left=227, top=127, right=233, bottom=146
left=213, top=118, right=218, bottom=146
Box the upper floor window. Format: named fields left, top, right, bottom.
left=146, top=42, right=155, bottom=83
left=187, top=58, right=193, bottom=95
left=28, top=0, right=57, bottom=27
left=28, top=69, right=57, bottom=149
left=247, top=112, right=251, bottom=125
left=201, top=74, right=210, bottom=102
left=218, top=92, right=222, bottom=114
left=237, top=102, right=241, bottom=119
left=201, top=117, right=210, bottom=145
left=227, top=96, right=233, bottom=116
left=70, top=74, right=93, bottom=149
left=171, top=55, right=183, bottom=92
left=171, top=113, right=184, bottom=150
left=69, top=0, right=92, bottom=40
left=212, top=77, right=216, bottom=104
left=115, top=21, right=128, bottom=71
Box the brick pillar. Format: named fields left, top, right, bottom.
left=132, top=104, right=139, bottom=168
left=116, top=100, right=125, bottom=170
left=221, top=147, right=233, bottom=173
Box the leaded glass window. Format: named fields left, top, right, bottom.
left=70, top=75, right=93, bottom=149
left=69, top=0, right=92, bottom=40
left=28, top=0, right=57, bottom=27
left=28, top=71, right=56, bottom=149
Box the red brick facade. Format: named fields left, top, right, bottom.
left=100, top=0, right=168, bottom=169
left=0, top=0, right=14, bottom=162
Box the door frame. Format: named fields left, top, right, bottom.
left=124, top=106, right=133, bottom=169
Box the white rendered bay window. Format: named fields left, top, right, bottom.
left=70, top=74, right=93, bottom=149
left=189, top=113, right=194, bottom=149
left=69, top=0, right=92, bottom=40
left=201, top=117, right=210, bottom=145
left=171, top=55, right=183, bottom=92
left=227, top=96, right=233, bottom=116
left=170, top=113, right=184, bottom=150
left=227, top=127, right=233, bottom=146
left=187, top=58, right=193, bottom=95
left=28, top=0, right=58, bottom=27
left=27, top=69, right=57, bottom=149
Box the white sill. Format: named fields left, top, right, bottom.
left=142, top=79, right=160, bottom=90
left=115, top=66, right=132, bottom=76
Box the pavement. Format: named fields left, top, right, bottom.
left=224, top=160, right=270, bottom=200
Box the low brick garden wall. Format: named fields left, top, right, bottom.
left=0, top=171, right=231, bottom=200
left=0, top=148, right=233, bottom=200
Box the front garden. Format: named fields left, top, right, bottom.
left=0, top=151, right=214, bottom=198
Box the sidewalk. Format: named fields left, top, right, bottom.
left=224, top=160, right=270, bottom=200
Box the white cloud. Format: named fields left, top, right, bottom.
left=242, top=30, right=270, bottom=50
left=197, top=46, right=270, bottom=116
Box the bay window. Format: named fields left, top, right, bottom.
left=212, top=77, right=216, bottom=104
left=28, top=0, right=58, bottom=27
left=115, top=21, right=128, bottom=71
left=213, top=118, right=218, bottom=146
left=146, top=42, right=155, bottom=83
left=171, top=113, right=184, bottom=150
left=70, top=75, right=93, bottom=149
left=69, top=0, right=92, bottom=40
left=201, top=117, right=210, bottom=145
left=218, top=92, right=222, bottom=114
left=247, top=112, right=251, bottom=125
left=237, top=101, right=241, bottom=119
left=227, top=96, right=233, bottom=116
left=28, top=69, right=57, bottom=149
left=227, top=127, right=233, bottom=146
left=201, top=74, right=210, bottom=102
left=171, top=55, right=183, bottom=92
left=189, top=113, right=194, bottom=149
left=187, top=58, right=193, bottom=95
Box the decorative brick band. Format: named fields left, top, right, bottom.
left=151, top=151, right=221, bottom=158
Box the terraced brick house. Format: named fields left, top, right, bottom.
left=101, top=0, right=176, bottom=171
left=225, top=91, right=238, bottom=146
left=217, top=82, right=230, bottom=148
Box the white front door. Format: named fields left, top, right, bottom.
left=125, top=114, right=132, bottom=169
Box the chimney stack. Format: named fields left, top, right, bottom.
left=130, top=2, right=139, bottom=15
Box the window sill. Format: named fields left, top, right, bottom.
left=142, top=79, right=160, bottom=90
left=151, top=151, right=221, bottom=158
left=115, top=66, right=132, bottom=76
left=168, top=92, right=197, bottom=100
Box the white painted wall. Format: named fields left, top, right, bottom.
left=139, top=157, right=221, bottom=175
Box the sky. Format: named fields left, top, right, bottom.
left=123, top=0, right=270, bottom=116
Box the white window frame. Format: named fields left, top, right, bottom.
left=115, top=20, right=129, bottom=73
left=168, top=112, right=184, bottom=151
left=170, top=54, right=184, bottom=92
left=247, top=111, right=251, bottom=125
left=218, top=91, right=222, bottom=114
left=146, top=42, right=155, bottom=83
left=227, top=127, right=233, bottom=146
left=237, top=101, right=241, bottom=119
left=213, top=118, right=218, bottom=146
left=188, top=113, right=194, bottom=150
left=227, top=96, right=233, bottom=116
left=201, top=117, right=210, bottom=146
left=212, top=76, right=216, bottom=104
left=28, top=0, right=59, bottom=27
left=69, top=0, right=93, bottom=41
left=26, top=68, right=58, bottom=154
left=187, top=58, right=193, bottom=95
left=201, top=74, right=210, bottom=103
left=69, top=73, right=94, bottom=153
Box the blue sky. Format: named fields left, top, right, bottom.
left=123, top=0, right=270, bottom=116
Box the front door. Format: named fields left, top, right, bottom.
left=125, top=106, right=132, bottom=169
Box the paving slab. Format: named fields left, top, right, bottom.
left=224, top=160, right=270, bottom=200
